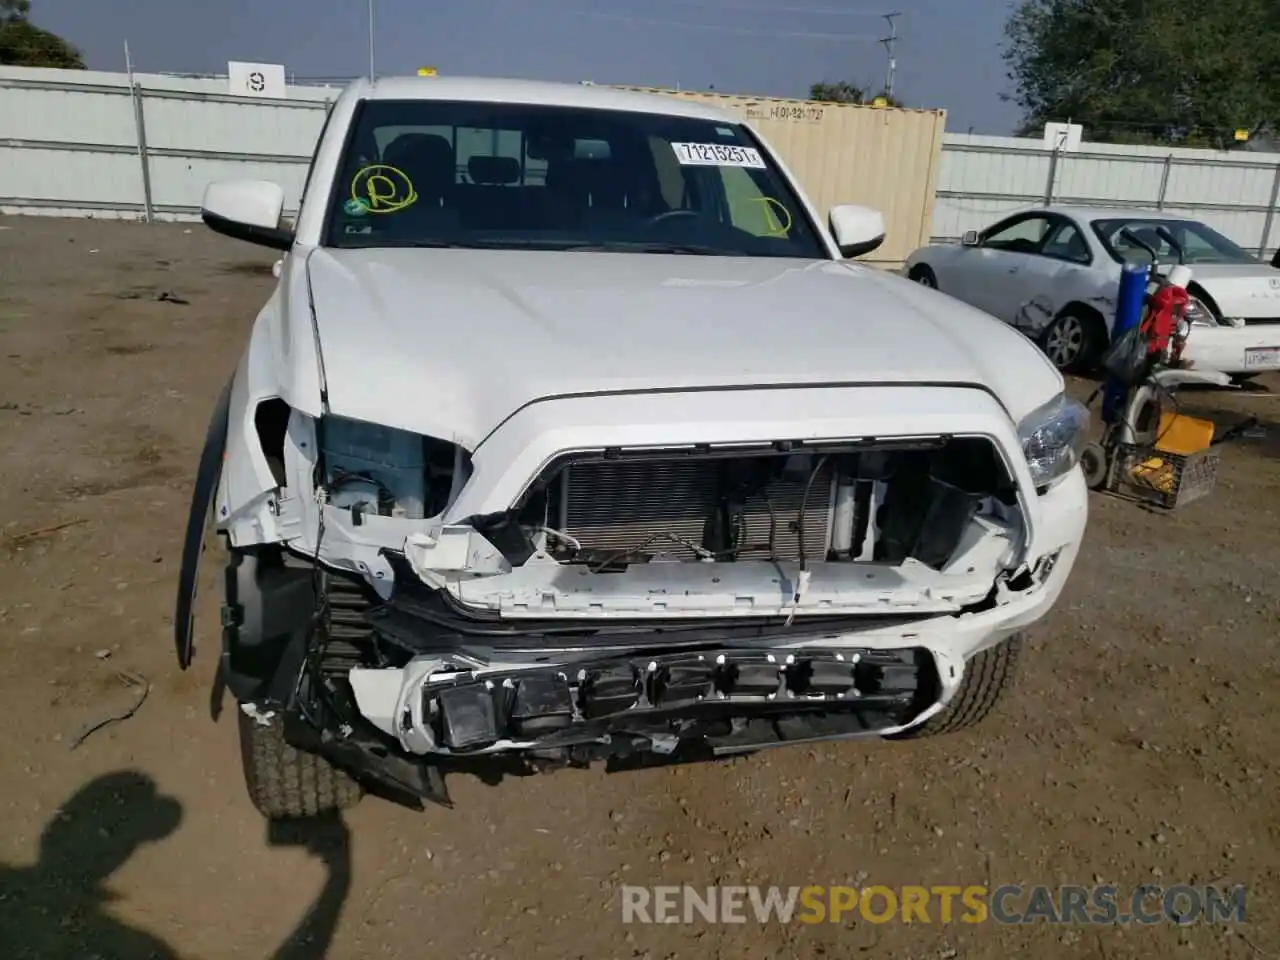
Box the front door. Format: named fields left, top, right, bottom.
left=957, top=213, right=1060, bottom=321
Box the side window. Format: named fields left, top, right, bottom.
left=983, top=215, right=1053, bottom=254
left=456, top=127, right=526, bottom=184
left=1040, top=220, right=1092, bottom=264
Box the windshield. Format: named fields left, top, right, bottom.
left=1091, top=218, right=1259, bottom=266
left=322, top=99, right=829, bottom=259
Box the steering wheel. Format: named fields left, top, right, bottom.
left=644, top=209, right=705, bottom=228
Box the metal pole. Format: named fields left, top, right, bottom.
left=124, top=41, right=154, bottom=224
left=367, top=0, right=376, bottom=80
left=1156, top=154, right=1172, bottom=210
left=880, top=12, right=901, bottom=99
left=1043, top=147, right=1059, bottom=206
left=1258, top=162, right=1280, bottom=258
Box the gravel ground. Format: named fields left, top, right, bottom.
left=0, top=216, right=1277, bottom=960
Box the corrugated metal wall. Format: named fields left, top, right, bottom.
left=615, top=87, right=947, bottom=267
left=934, top=134, right=1280, bottom=259
left=0, top=67, right=335, bottom=219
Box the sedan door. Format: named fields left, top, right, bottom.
left=1006, top=217, right=1102, bottom=332
left=945, top=213, right=1058, bottom=321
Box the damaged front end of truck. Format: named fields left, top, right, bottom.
left=179, top=377, right=1085, bottom=809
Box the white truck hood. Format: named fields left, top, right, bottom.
left=1189, top=264, right=1280, bottom=319
left=305, top=248, right=1060, bottom=449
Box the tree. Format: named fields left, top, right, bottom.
left=809, top=81, right=903, bottom=107
left=810, top=81, right=866, bottom=104
left=0, top=0, right=84, bottom=69
left=1003, top=0, right=1280, bottom=146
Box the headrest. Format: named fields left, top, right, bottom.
left=468, top=155, right=521, bottom=186
left=384, top=133, right=454, bottom=171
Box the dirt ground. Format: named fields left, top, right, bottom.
left=0, top=215, right=1278, bottom=960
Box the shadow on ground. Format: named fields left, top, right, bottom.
left=0, top=771, right=352, bottom=960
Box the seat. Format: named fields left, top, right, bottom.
left=382, top=133, right=456, bottom=208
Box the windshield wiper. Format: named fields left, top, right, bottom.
left=562, top=241, right=724, bottom=255
left=340, top=237, right=727, bottom=254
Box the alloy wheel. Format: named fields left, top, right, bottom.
left=1043, top=315, right=1084, bottom=369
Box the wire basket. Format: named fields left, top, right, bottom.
left=1109, top=443, right=1219, bottom=510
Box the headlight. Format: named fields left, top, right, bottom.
left=1017, top=393, right=1090, bottom=489
left=1185, top=297, right=1217, bottom=327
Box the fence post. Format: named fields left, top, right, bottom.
left=1259, top=162, right=1280, bottom=258
left=1156, top=154, right=1172, bottom=210
left=124, top=61, right=156, bottom=225
left=1043, top=146, right=1060, bottom=206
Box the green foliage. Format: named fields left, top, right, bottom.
left=809, top=81, right=904, bottom=108
left=810, top=81, right=866, bottom=104
left=1003, top=0, right=1279, bottom=146
left=0, top=0, right=32, bottom=24
left=0, top=0, right=84, bottom=69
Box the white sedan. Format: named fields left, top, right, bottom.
left=904, top=205, right=1280, bottom=378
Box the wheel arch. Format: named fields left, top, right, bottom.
left=1056, top=300, right=1110, bottom=341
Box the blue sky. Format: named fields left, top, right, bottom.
left=34, top=0, right=1020, bottom=133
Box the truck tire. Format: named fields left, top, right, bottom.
left=238, top=707, right=363, bottom=820
left=890, top=633, right=1022, bottom=739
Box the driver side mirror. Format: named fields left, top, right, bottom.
left=201, top=179, right=294, bottom=251
left=961, top=230, right=980, bottom=247
left=829, top=204, right=886, bottom=259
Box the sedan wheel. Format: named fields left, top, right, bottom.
left=909, top=265, right=938, bottom=289
left=1042, top=313, right=1089, bottom=371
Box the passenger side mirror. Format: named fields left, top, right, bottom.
left=961, top=230, right=980, bottom=247
left=829, top=204, right=886, bottom=259
left=201, top=179, right=294, bottom=251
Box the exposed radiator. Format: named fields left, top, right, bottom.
left=560, top=458, right=836, bottom=563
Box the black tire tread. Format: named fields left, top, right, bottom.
left=894, top=634, right=1022, bottom=739
left=909, top=265, right=938, bottom=287
left=238, top=709, right=362, bottom=820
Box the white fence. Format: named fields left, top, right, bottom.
left=2, top=66, right=1280, bottom=261
left=0, top=66, right=336, bottom=220
left=932, top=134, right=1280, bottom=259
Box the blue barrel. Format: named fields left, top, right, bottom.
left=1102, top=262, right=1150, bottom=424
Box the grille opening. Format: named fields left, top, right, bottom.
left=511, top=438, right=1018, bottom=573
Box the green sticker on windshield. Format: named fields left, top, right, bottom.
left=344, top=197, right=371, bottom=216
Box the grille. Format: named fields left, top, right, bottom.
left=560, top=458, right=836, bottom=563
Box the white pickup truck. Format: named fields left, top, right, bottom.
left=175, top=75, right=1089, bottom=820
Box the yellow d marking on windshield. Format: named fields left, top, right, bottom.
left=350, top=164, right=418, bottom=213
left=751, top=197, right=792, bottom=237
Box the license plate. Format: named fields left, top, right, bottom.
left=1245, top=347, right=1280, bottom=369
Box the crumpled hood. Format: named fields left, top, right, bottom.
left=1188, top=264, right=1280, bottom=319
left=305, top=248, right=1060, bottom=449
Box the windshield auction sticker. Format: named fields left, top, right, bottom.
left=349, top=164, right=418, bottom=214
left=670, top=142, right=766, bottom=168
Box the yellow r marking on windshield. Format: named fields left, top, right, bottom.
left=751, top=197, right=793, bottom=237
left=350, top=164, right=418, bottom=213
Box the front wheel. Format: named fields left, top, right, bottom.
left=888, top=634, right=1022, bottom=739
left=238, top=706, right=363, bottom=820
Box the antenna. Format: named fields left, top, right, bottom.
left=880, top=11, right=901, bottom=100
left=367, top=0, right=376, bottom=81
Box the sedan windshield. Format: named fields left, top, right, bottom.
left=1092, top=217, right=1259, bottom=266
left=322, top=99, right=829, bottom=259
